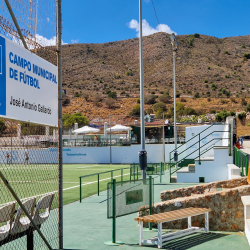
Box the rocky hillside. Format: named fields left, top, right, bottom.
left=61, top=32, right=250, bottom=99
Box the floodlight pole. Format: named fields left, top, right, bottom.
left=139, top=0, right=147, bottom=179
left=56, top=0, right=63, bottom=249
left=170, top=34, right=178, bottom=162
left=173, top=50, right=177, bottom=152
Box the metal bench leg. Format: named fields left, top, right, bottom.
left=139, top=221, right=143, bottom=246
left=157, top=222, right=162, bottom=249
left=188, top=216, right=191, bottom=228
left=27, top=230, right=34, bottom=250
left=205, top=212, right=209, bottom=233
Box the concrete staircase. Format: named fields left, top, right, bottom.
left=176, top=146, right=234, bottom=183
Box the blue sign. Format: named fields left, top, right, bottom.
left=0, top=36, right=6, bottom=115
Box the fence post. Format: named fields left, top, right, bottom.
left=98, top=174, right=100, bottom=196
left=112, top=179, right=116, bottom=243
left=241, top=152, right=244, bottom=176
left=111, top=170, right=113, bottom=181
left=121, top=169, right=123, bottom=184
left=160, top=162, right=162, bottom=183
left=199, top=134, right=201, bottom=165
left=245, top=155, right=248, bottom=176
left=229, top=124, right=231, bottom=156
left=80, top=177, right=82, bottom=203
left=149, top=176, right=152, bottom=230
left=130, top=166, right=131, bottom=181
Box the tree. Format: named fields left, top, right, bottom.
left=63, top=113, right=89, bottom=129
left=159, top=94, right=171, bottom=104
left=215, top=110, right=229, bottom=122
left=104, top=98, right=116, bottom=109
left=129, top=104, right=140, bottom=116
left=108, top=91, right=117, bottom=99
left=0, top=120, right=7, bottom=135
left=245, top=103, right=250, bottom=113
left=152, top=102, right=166, bottom=112
left=238, top=112, right=246, bottom=125
left=144, top=94, right=156, bottom=104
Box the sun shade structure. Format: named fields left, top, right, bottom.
left=73, top=126, right=100, bottom=134
left=105, top=124, right=132, bottom=132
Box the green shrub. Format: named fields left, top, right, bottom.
left=241, top=98, right=247, bottom=106
left=194, top=33, right=200, bottom=38
left=193, top=92, right=200, bottom=99
left=152, top=102, right=166, bottom=112
left=63, top=113, right=89, bottom=129
left=108, top=91, right=117, bottom=99
left=211, top=83, right=217, bottom=90
left=183, top=107, right=197, bottom=116
left=136, top=98, right=140, bottom=104
left=243, top=53, right=250, bottom=61
left=238, top=112, right=246, bottom=125
left=144, top=94, right=156, bottom=104
left=129, top=104, right=140, bottom=116
left=159, top=94, right=171, bottom=104
left=210, top=109, right=216, bottom=114
left=229, top=110, right=236, bottom=116
left=204, top=79, right=208, bottom=83
left=189, top=36, right=194, bottom=46
left=207, top=66, right=210, bottom=70
left=0, top=120, right=7, bottom=135
left=245, top=103, right=250, bottom=112
left=224, top=50, right=229, bottom=55
left=74, top=92, right=80, bottom=97
left=215, top=110, right=229, bottom=122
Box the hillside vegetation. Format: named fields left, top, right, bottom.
left=59, top=32, right=250, bottom=136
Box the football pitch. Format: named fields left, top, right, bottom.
left=63, top=164, right=132, bottom=205
left=0, top=163, right=133, bottom=207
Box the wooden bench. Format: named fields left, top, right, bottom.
left=134, top=207, right=211, bottom=249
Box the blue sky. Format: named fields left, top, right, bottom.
left=62, top=0, right=250, bottom=44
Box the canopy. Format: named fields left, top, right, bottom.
left=73, top=126, right=100, bottom=134
left=106, top=124, right=132, bottom=132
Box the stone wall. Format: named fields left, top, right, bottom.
left=160, top=177, right=248, bottom=201
left=140, top=177, right=250, bottom=231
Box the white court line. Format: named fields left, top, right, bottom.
left=0, top=173, right=130, bottom=207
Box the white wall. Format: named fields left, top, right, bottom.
left=0, top=143, right=184, bottom=164
left=63, top=144, right=181, bottom=164
left=185, top=125, right=224, bottom=159
left=177, top=148, right=233, bottom=183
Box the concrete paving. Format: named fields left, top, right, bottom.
left=63, top=172, right=250, bottom=250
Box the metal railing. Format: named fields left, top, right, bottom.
left=168, top=124, right=231, bottom=182
left=79, top=162, right=166, bottom=202
left=234, top=146, right=249, bottom=176
left=79, top=167, right=134, bottom=202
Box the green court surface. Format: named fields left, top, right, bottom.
left=63, top=164, right=131, bottom=205
left=0, top=163, right=131, bottom=207
left=63, top=173, right=250, bottom=250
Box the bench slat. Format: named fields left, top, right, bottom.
left=134, top=207, right=211, bottom=223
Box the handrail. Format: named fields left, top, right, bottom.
left=79, top=167, right=130, bottom=178
left=169, top=137, right=230, bottom=177
left=170, top=139, right=226, bottom=175
left=169, top=124, right=214, bottom=155
left=170, top=130, right=229, bottom=162
left=169, top=123, right=228, bottom=156
left=169, top=137, right=223, bottom=168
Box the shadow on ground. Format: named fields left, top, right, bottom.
left=124, top=232, right=228, bottom=249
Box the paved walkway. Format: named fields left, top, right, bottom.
left=63, top=173, right=249, bottom=250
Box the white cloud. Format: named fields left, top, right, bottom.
left=71, top=39, right=79, bottom=44
left=128, top=19, right=176, bottom=37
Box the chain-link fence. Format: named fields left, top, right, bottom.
left=0, top=119, right=58, bottom=249
left=0, top=1, right=59, bottom=249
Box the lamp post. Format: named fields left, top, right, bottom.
left=170, top=34, right=178, bottom=162
left=138, top=0, right=147, bottom=179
